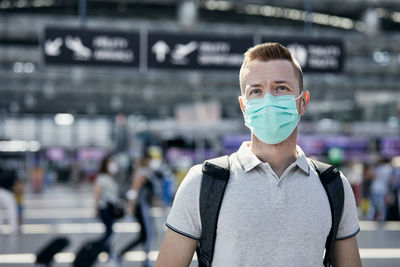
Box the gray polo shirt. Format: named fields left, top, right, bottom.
left=166, top=142, right=359, bottom=267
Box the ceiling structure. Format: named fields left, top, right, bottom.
left=0, top=0, right=399, bottom=122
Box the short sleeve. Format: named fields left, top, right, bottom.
left=166, top=164, right=202, bottom=240
left=95, top=174, right=107, bottom=188
left=336, top=173, right=360, bottom=240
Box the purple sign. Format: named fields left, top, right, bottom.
left=381, top=137, right=400, bottom=158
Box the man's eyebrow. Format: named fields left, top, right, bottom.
left=274, top=80, right=292, bottom=84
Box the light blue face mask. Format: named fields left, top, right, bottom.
left=244, top=93, right=302, bottom=144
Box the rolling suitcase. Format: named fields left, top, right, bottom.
left=73, top=239, right=106, bottom=267
left=36, top=236, right=70, bottom=267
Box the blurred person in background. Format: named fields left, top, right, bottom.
left=346, top=161, right=363, bottom=208
left=361, top=163, right=375, bottom=218
left=70, top=159, right=81, bottom=187
left=0, top=166, right=18, bottom=234
left=44, top=164, right=57, bottom=188
left=117, top=152, right=155, bottom=267
left=368, top=157, right=392, bottom=221
left=13, top=178, right=24, bottom=227
left=159, top=163, right=177, bottom=207
left=156, top=43, right=361, bottom=267
left=386, top=156, right=400, bottom=221
left=94, top=155, right=120, bottom=256
left=30, top=159, right=44, bottom=193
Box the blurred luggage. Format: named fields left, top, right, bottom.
left=73, top=239, right=106, bottom=267
left=36, top=236, right=70, bottom=267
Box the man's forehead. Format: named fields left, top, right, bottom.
left=244, top=59, right=298, bottom=84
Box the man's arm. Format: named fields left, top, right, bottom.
left=155, top=228, right=199, bottom=267
left=332, top=236, right=362, bottom=267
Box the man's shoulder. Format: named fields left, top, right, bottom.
left=307, top=159, right=354, bottom=189
left=183, top=153, right=239, bottom=181
left=310, top=160, right=353, bottom=196
left=178, top=164, right=203, bottom=191
left=179, top=154, right=238, bottom=191
left=188, top=163, right=202, bottom=176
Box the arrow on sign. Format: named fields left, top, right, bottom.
left=44, top=37, right=63, bottom=56
left=152, top=40, right=170, bottom=63
left=171, top=41, right=197, bottom=62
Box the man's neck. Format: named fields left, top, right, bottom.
left=250, top=130, right=298, bottom=178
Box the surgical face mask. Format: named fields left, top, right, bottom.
left=107, top=161, right=119, bottom=175
left=149, top=159, right=162, bottom=170
left=244, top=92, right=303, bottom=144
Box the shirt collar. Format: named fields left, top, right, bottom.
left=295, top=145, right=311, bottom=175
left=237, top=142, right=263, bottom=172
left=236, top=142, right=310, bottom=175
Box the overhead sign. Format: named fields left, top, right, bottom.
left=261, top=37, right=344, bottom=72
left=42, top=27, right=140, bottom=67
left=41, top=27, right=344, bottom=73
left=148, top=33, right=253, bottom=70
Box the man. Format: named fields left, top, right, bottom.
left=0, top=166, right=18, bottom=234
left=155, top=43, right=361, bottom=267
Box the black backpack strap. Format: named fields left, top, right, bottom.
left=310, top=159, right=344, bottom=267
left=196, top=155, right=230, bottom=267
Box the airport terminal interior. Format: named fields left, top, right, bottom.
left=0, top=0, right=400, bottom=266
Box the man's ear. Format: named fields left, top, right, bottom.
left=300, top=90, right=310, bottom=115
left=238, top=96, right=246, bottom=116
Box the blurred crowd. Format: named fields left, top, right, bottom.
left=345, top=156, right=400, bottom=222
left=0, top=146, right=178, bottom=234
left=1, top=147, right=399, bottom=235
left=0, top=145, right=179, bottom=266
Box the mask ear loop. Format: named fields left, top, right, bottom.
left=295, top=91, right=306, bottom=124
left=294, top=91, right=304, bottom=100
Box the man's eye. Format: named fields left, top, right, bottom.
left=276, top=86, right=289, bottom=91
left=250, top=89, right=262, bottom=95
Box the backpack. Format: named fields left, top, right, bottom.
left=196, top=156, right=344, bottom=267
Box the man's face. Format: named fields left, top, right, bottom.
left=239, top=59, right=307, bottom=115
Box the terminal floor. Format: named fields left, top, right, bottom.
left=1, top=184, right=399, bottom=267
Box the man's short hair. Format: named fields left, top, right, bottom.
left=239, top=42, right=303, bottom=95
